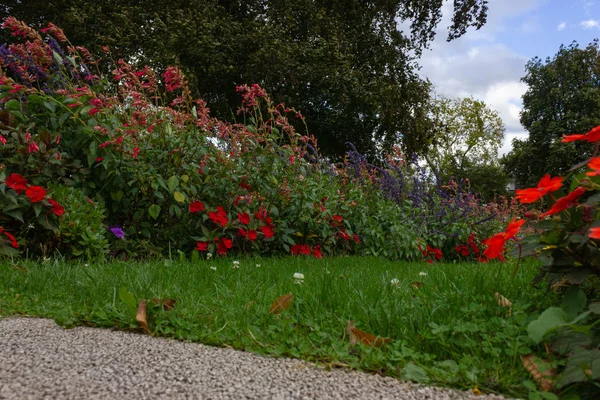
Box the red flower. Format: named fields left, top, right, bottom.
left=48, top=199, right=65, bottom=217
left=589, top=227, right=600, bottom=240
left=456, top=245, right=470, bottom=257
left=338, top=230, right=350, bottom=240
left=247, top=230, right=258, bottom=241
left=0, top=135, right=6, bottom=145
left=209, top=206, right=229, bottom=227
left=540, top=187, right=588, bottom=218
left=132, top=147, right=140, bottom=158
left=25, top=185, right=46, bottom=202
left=5, top=173, right=28, bottom=193
left=98, top=141, right=111, bottom=149
left=189, top=200, right=205, bottom=213
left=514, top=174, right=563, bottom=204
left=482, top=218, right=525, bottom=259
left=237, top=228, right=247, bottom=237
left=215, top=237, right=233, bottom=255
left=313, top=245, right=323, bottom=259
left=332, top=215, right=343, bottom=227
left=291, top=244, right=311, bottom=255
left=562, top=126, right=600, bottom=143
left=238, top=212, right=250, bottom=225
left=3, top=231, right=18, bottom=248
left=260, top=225, right=274, bottom=238
left=586, top=157, right=600, bottom=176
left=432, top=247, right=442, bottom=261
left=353, top=234, right=360, bottom=243
left=28, top=141, right=40, bottom=153
left=195, top=241, right=208, bottom=251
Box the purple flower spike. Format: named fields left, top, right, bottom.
left=110, top=226, right=125, bottom=239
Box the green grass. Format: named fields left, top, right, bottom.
left=0, top=256, right=558, bottom=397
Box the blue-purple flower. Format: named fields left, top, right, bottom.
left=109, top=226, right=125, bottom=239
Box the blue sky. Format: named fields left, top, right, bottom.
left=415, top=0, right=600, bottom=156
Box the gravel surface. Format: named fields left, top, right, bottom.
left=0, top=317, right=509, bottom=400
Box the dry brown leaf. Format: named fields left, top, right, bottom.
left=494, top=292, right=513, bottom=316
left=136, top=300, right=148, bottom=333
left=346, top=320, right=391, bottom=347
left=551, top=276, right=568, bottom=292
left=521, top=354, right=555, bottom=392
left=269, top=293, right=293, bottom=315
left=151, top=298, right=177, bottom=311
left=411, top=281, right=423, bottom=289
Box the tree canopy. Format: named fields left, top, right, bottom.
left=2, top=0, right=489, bottom=159
left=502, top=40, right=600, bottom=188
left=425, top=95, right=507, bottom=199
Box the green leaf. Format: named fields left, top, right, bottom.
left=557, top=347, right=600, bottom=388
left=4, top=99, right=20, bottom=110
left=148, top=204, right=161, bottom=220
left=173, top=191, right=185, bottom=203
left=167, top=175, right=179, bottom=193
left=527, top=307, right=569, bottom=344
left=118, top=287, right=137, bottom=317
left=589, top=301, right=600, bottom=314
left=562, top=286, right=587, bottom=322
left=401, top=363, right=429, bottom=383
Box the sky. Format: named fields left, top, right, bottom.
left=415, top=0, right=600, bottom=157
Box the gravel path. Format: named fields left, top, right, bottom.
left=0, top=317, right=509, bottom=400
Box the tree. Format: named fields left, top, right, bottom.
left=502, top=40, right=600, bottom=188
left=425, top=95, right=507, bottom=199
left=1, top=0, right=490, bottom=159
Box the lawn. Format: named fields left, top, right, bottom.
left=0, top=256, right=556, bottom=398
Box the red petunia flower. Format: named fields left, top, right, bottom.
left=238, top=212, right=250, bottom=225
left=25, top=185, right=46, bottom=202
left=48, top=199, right=65, bottom=217
left=514, top=174, right=563, bottom=204
left=247, top=230, right=258, bottom=241
left=260, top=225, right=274, bottom=238
left=540, top=187, right=588, bottom=218
left=562, top=126, right=600, bottom=143
left=5, top=173, right=28, bottom=193
left=237, top=228, right=247, bottom=237
left=195, top=241, right=208, bottom=251
left=456, top=245, right=470, bottom=257
left=215, top=237, right=233, bottom=255
left=189, top=200, right=205, bottom=213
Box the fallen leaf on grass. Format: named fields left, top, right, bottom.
left=269, top=293, right=293, bottom=315
left=521, top=354, right=555, bottom=392
left=551, top=277, right=568, bottom=292
left=346, top=320, right=391, bottom=347
left=151, top=298, right=177, bottom=310
left=494, top=292, right=512, bottom=316
left=136, top=300, right=148, bottom=333
left=411, top=281, right=422, bottom=289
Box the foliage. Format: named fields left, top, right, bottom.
left=485, top=125, right=600, bottom=396
left=502, top=40, right=600, bottom=188
left=1, top=0, right=490, bottom=159
left=0, top=18, right=514, bottom=262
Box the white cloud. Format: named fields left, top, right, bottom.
left=580, top=19, right=600, bottom=29
left=483, top=81, right=528, bottom=132
left=557, top=22, right=567, bottom=31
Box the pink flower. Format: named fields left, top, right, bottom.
left=28, top=141, right=40, bottom=154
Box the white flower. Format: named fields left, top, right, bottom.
left=419, top=271, right=427, bottom=277
left=210, top=266, right=217, bottom=271
left=294, top=272, right=305, bottom=284
left=84, top=263, right=89, bottom=267
left=255, top=264, right=261, bottom=268
left=390, top=278, right=400, bottom=288
left=233, top=260, right=240, bottom=269
left=207, top=253, right=213, bottom=259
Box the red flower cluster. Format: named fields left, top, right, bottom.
left=420, top=245, right=442, bottom=263
left=514, top=174, right=563, bottom=204
left=4, top=173, right=64, bottom=216
left=189, top=200, right=205, bottom=213
left=291, top=244, right=323, bottom=258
